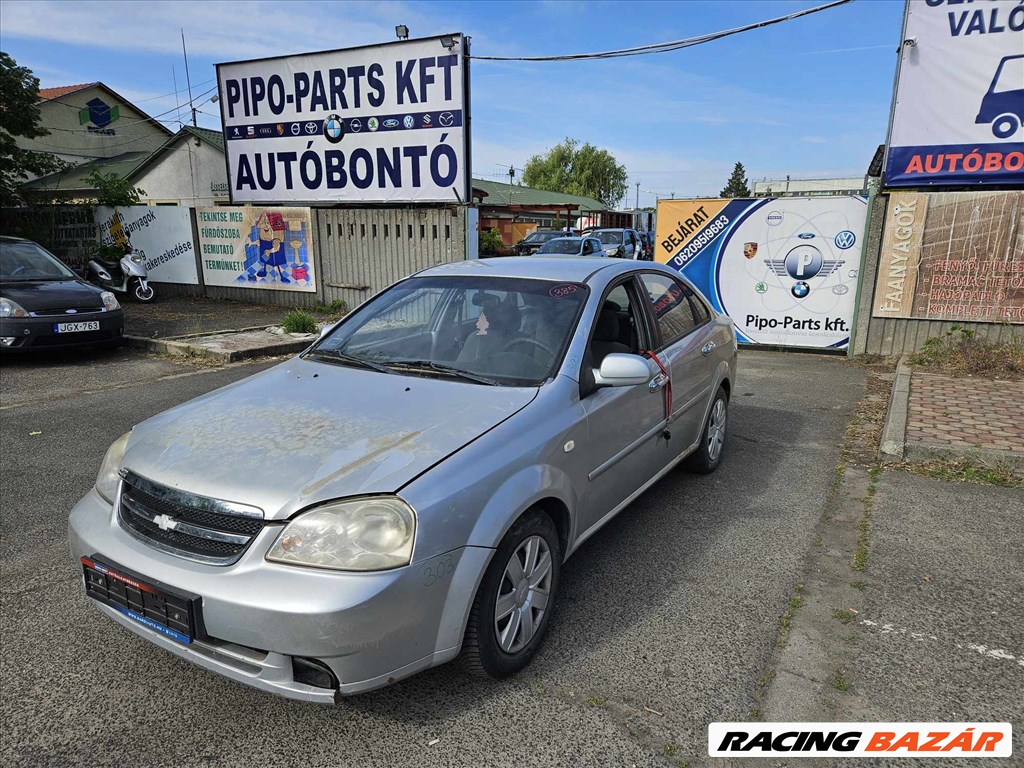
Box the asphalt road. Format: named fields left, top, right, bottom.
left=1, top=349, right=866, bottom=768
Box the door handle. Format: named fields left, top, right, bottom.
left=649, top=372, right=668, bottom=392
left=701, top=341, right=717, bottom=356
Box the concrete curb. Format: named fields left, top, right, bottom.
left=124, top=332, right=313, bottom=363
left=904, top=442, right=1024, bottom=476
left=878, top=355, right=912, bottom=462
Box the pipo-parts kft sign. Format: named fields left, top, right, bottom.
left=884, top=0, right=1024, bottom=187
left=216, top=34, right=469, bottom=204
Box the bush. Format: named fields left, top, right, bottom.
left=311, top=298, right=348, bottom=315
left=281, top=310, right=318, bottom=334
left=910, top=324, right=1024, bottom=378
left=480, top=227, right=504, bottom=255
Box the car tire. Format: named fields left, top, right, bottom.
left=686, top=385, right=729, bottom=474
left=461, top=508, right=561, bottom=679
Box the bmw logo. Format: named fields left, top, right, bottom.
left=791, top=281, right=810, bottom=299
left=835, top=230, right=856, bottom=250
left=323, top=114, right=344, bottom=143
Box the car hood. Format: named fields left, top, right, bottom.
left=1, top=279, right=104, bottom=311
left=123, top=358, right=537, bottom=519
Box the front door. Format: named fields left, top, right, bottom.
left=578, top=278, right=664, bottom=539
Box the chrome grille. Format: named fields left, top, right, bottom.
left=117, top=471, right=266, bottom=565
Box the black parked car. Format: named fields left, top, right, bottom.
left=0, top=237, right=124, bottom=352
left=514, top=230, right=577, bottom=256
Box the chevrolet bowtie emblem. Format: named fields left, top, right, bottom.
left=153, top=513, right=177, bottom=532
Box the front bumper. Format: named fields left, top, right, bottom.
left=68, top=488, right=490, bottom=702
left=0, top=310, right=123, bottom=351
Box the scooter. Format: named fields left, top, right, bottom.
left=86, top=249, right=156, bottom=303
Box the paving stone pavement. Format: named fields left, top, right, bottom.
left=906, top=372, right=1024, bottom=455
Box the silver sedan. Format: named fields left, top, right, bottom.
left=69, top=257, right=737, bottom=702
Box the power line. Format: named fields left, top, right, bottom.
left=470, top=0, right=852, bottom=61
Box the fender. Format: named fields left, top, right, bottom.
left=466, top=462, right=579, bottom=554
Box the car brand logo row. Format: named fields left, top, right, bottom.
left=226, top=111, right=462, bottom=143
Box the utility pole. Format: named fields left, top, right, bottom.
left=508, top=165, right=515, bottom=207
left=635, top=181, right=640, bottom=210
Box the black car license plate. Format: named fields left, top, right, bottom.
left=81, top=556, right=199, bottom=645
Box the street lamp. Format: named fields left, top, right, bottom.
left=395, top=24, right=409, bottom=40
left=440, top=35, right=457, bottom=51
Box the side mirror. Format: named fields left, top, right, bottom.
left=592, top=353, right=651, bottom=387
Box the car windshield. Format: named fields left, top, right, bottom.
left=537, top=238, right=583, bottom=254
left=593, top=230, right=622, bottom=245
left=308, top=275, right=590, bottom=386
left=524, top=232, right=565, bottom=243
left=0, top=241, right=76, bottom=282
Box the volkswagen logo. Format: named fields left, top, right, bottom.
left=835, top=230, right=856, bottom=250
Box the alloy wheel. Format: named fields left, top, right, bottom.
left=708, top=398, right=727, bottom=462
left=494, top=535, right=552, bottom=654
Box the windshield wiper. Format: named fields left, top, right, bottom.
left=305, top=349, right=394, bottom=374
left=386, top=359, right=502, bottom=386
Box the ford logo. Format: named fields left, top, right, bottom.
left=797, top=232, right=815, bottom=239
left=382, top=118, right=399, bottom=129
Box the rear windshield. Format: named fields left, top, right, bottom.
left=538, top=238, right=583, bottom=254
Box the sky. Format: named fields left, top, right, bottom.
left=1, top=0, right=906, bottom=206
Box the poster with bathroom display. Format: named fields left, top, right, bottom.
left=197, top=206, right=316, bottom=292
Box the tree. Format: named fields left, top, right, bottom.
left=522, top=138, right=628, bottom=207
left=84, top=169, right=145, bottom=207
left=0, top=52, right=65, bottom=206
left=720, top=162, right=750, bottom=198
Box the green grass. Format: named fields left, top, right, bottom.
left=281, top=310, right=318, bottom=334
left=830, top=672, right=851, bottom=691
left=893, top=458, right=1023, bottom=489
left=311, top=298, right=348, bottom=315
left=833, top=608, right=856, bottom=624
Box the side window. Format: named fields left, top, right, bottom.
left=686, top=285, right=711, bottom=325
left=640, top=273, right=697, bottom=347
left=582, top=240, right=593, bottom=255
left=589, top=280, right=645, bottom=366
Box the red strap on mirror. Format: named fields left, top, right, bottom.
left=644, top=350, right=672, bottom=428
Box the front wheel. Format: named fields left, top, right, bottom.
left=461, top=508, right=560, bottom=679
left=991, top=113, right=1020, bottom=140
left=132, top=279, right=155, bottom=303
left=686, top=385, right=729, bottom=474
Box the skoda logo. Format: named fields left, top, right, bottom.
left=835, top=230, right=856, bottom=250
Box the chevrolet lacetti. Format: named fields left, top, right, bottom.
left=69, top=256, right=737, bottom=702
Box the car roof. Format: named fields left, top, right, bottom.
left=416, top=256, right=672, bottom=284
left=0, top=236, right=32, bottom=243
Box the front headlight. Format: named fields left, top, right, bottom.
left=130, top=254, right=143, bottom=264
left=100, top=291, right=120, bottom=311
left=0, top=297, right=28, bottom=318
left=95, top=432, right=130, bottom=503
left=267, top=497, right=416, bottom=571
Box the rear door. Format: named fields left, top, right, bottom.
left=637, top=272, right=717, bottom=455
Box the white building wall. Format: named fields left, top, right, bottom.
left=134, top=138, right=228, bottom=207
left=22, top=85, right=170, bottom=164
left=753, top=177, right=866, bottom=196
